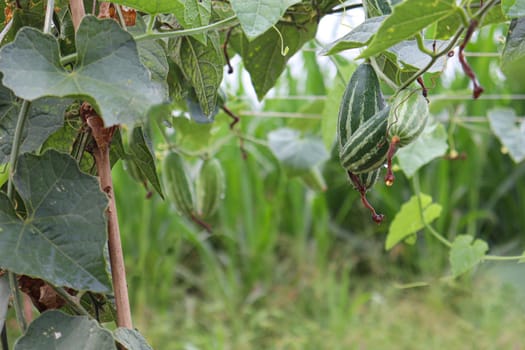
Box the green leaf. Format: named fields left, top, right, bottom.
left=384, top=40, right=448, bottom=73
left=128, top=127, right=164, bottom=198
left=386, top=193, right=442, bottom=250
left=171, top=0, right=212, bottom=44
left=0, top=150, right=111, bottom=292
left=396, top=121, right=448, bottom=177
left=0, top=16, right=166, bottom=127
left=322, top=16, right=386, bottom=55
left=230, top=0, right=301, bottom=39
left=171, top=32, right=223, bottom=117
left=502, top=0, right=525, bottom=18
left=449, top=235, right=488, bottom=277
left=114, top=328, right=153, bottom=350
left=0, top=275, right=8, bottom=331
left=359, top=0, right=459, bottom=58
left=231, top=20, right=318, bottom=100
left=267, top=128, right=328, bottom=175
left=129, top=16, right=169, bottom=84
left=0, top=85, right=70, bottom=164
left=487, top=108, right=525, bottom=163
left=14, top=310, right=116, bottom=350
left=501, top=18, right=525, bottom=79
left=109, top=0, right=182, bottom=14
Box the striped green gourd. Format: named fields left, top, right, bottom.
left=339, top=106, right=390, bottom=174
left=337, top=63, right=385, bottom=191
left=384, top=89, right=429, bottom=186
left=162, top=151, right=196, bottom=218
left=196, top=158, right=225, bottom=219
left=337, top=63, right=385, bottom=149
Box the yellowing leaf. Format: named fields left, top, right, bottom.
left=385, top=194, right=442, bottom=250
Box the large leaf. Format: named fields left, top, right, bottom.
left=487, top=108, right=525, bottom=163
left=449, top=235, right=488, bottom=277
left=0, top=275, right=8, bottom=331
left=171, top=0, right=212, bottom=44
left=359, top=0, right=459, bottom=58
left=129, top=16, right=169, bottom=84
left=0, top=150, right=111, bottom=292
left=114, top=328, right=153, bottom=350
left=502, top=0, right=525, bottom=18
left=385, top=193, right=442, bottom=250
left=231, top=20, right=318, bottom=100
left=230, top=0, right=301, bottom=39
left=128, top=126, right=164, bottom=198
left=108, top=0, right=181, bottom=14
left=0, top=84, right=70, bottom=164
left=322, top=16, right=386, bottom=55
left=396, top=121, right=448, bottom=177
left=171, top=32, right=223, bottom=117
left=0, top=16, right=166, bottom=127
left=501, top=17, right=525, bottom=78
left=14, top=310, right=116, bottom=350
left=267, top=128, right=328, bottom=175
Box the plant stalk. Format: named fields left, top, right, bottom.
left=85, top=111, right=132, bottom=329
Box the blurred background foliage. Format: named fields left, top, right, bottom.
left=113, top=16, right=525, bottom=350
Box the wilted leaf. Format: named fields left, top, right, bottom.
left=449, top=235, right=488, bottom=277
left=487, top=108, right=525, bottom=163
left=360, top=0, right=458, bottom=58
left=114, top=328, right=153, bottom=350
left=0, top=16, right=166, bottom=127
left=14, top=310, right=116, bottom=350
left=386, top=193, right=442, bottom=250
left=267, top=128, right=328, bottom=175
left=0, top=150, right=111, bottom=292
left=230, top=0, right=301, bottom=39
left=397, top=121, right=448, bottom=177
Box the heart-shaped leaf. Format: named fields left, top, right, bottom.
left=449, top=235, right=488, bottom=277
left=0, top=150, right=111, bottom=292
left=386, top=194, right=442, bottom=250
left=14, top=310, right=116, bottom=350
left=0, top=16, right=166, bottom=127
left=230, top=0, right=301, bottom=39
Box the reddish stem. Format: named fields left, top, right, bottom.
left=416, top=76, right=428, bottom=99
left=347, top=171, right=384, bottom=224
left=385, top=136, right=400, bottom=187
left=221, top=105, right=240, bottom=130
left=222, top=27, right=234, bottom=74
left=83, top=105, right=133, bottom=330
left=459, top=20, right=484, bottom=99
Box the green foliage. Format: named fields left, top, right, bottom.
left=449, top=235, right=489, bottom=277
left=0, top=17, right=166, bottom=126
left=502, top=0, right=525, bottom=17
left=386, top=194, right=442, bottom=250
left=230, top=0, right=301, bottom=39
left=14, top=311, right=116, bottom=350
left=0, top=150, right=110, bottom=292
left=487, top=108, right=525, bottom=163
left=359, top=0, right=459, bottom=58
